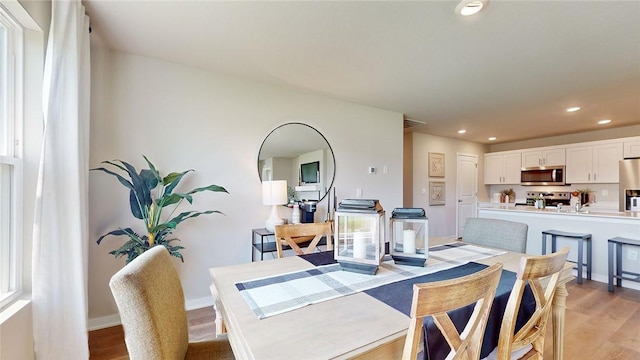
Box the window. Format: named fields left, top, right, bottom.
left=0, top=4, right=23, bottom=309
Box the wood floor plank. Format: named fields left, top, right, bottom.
left=89, top=279, right=640, bottom=359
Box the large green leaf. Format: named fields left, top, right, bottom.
left=118, top=159, right=153, bottom=212
left=160, top=192, right=193, bottom=207
left=142, top=155, right=162, bottom=182
left=166, top=210, right=223, bottom=228
left=97, top=228, right=133, bottom=244
left=90, top=166, right=135, bottom=191
left=163, top=170, right=193, bottom=195
left=140, top=169, right=159, bottom=193
left=188, top=184, right=228, bottom=195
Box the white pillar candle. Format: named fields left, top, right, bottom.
left=403, top=229, right=416, bottom=254
left=353, top=232, right=367, bottom=259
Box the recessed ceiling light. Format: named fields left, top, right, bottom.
left=456, top=0, right=488, bottom=16
left=566, top=107, right=581, bottom=112
left=488, top=137, right=496, bottom=141
left=458, top=129, right=467, bottom=134
left=598, top=119, right=611, bottom=125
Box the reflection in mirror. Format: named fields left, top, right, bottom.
left=258, top=123, right=335, bottom=203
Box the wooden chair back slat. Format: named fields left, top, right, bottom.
left=493, top=247, right=570, bottom=360
left=402, top=262, right=504, bottom=360
left=274, top=222, right=333, bottom=258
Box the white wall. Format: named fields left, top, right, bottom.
left=408, top=132, right=488, bottom=237
left=88, top=45, right=403, bottom=324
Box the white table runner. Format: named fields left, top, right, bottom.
left=236, top=243, right=505, bottom=319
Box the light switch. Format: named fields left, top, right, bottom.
left=356, top=188, right=363, bottom=198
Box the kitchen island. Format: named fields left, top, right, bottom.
left=477, top=205, right=640, bottom=290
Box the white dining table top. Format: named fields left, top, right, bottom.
left=209, top=237, right=572, bottom=360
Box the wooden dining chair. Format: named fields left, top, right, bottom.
left=402, top=262, right=504, bottom=360
left=274, top=222, right=333, bottom=258
left=486, top=247, right=570, bottom=360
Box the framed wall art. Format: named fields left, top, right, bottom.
left=428, top=152, right=445, bottom=177
left=429, top=181, right=445, bottom=206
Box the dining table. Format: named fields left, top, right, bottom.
left=209, top=237, right=574, bottom=360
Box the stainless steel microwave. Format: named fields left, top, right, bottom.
left=521, top=166, right=566, bottom=186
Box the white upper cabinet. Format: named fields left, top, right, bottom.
left=521, top=147, right=565, bottom=167
left=566, top=142, right=623, bottom=183
left=623, top=137, right=640, bottom=158
left=484, top=152, right=521, bottom=185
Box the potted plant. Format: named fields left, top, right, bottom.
left=500, top=188, right=515, bottom=203
left=574, top=188, right=594, bottom=205
left=92, top=155, right=228, bottom=263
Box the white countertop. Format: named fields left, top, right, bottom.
left=478, top=204, right=640, bottom=220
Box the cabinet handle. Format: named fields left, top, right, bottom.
left=594, top=173, right=597, bottom=181
left=588, top=173, right=591, bottom=181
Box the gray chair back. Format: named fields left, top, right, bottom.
left=462, top=217, right=528, bottom=253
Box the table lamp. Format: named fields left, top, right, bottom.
left=262, top=180, right=287, bottom=232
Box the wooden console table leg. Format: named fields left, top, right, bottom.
left=552, top=283, right=569, bottom=360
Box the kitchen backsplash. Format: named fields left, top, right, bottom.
left=486, top=183, right=619, bottom=206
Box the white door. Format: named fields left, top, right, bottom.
left=457, top=154, right=478, bottom=238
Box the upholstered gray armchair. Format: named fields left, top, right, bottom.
left=462, top=217, right=528, bottom=253
left=109, top=245, right=234, bottom=360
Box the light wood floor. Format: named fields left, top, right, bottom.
left=89, top=279, right=640, bottom=359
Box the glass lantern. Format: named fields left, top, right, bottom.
left=390, top=208, right=428, bottom=266
left=334, top=199, right=386, bottom=275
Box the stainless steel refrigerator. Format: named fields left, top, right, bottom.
left=619, top=158, right=640, bottom=212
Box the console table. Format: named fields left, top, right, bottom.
left=251, top=228, right=276, bottom=261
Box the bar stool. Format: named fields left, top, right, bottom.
left=608, top=237, right=640, bottom=292
left=541, top=229, right=592, bottom=284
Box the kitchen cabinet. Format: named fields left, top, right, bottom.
left=484, top=152, right=521, bottom=184
left=565, top=142, right=623, bottom=183
left=521, top=147, right=565, bottom=167
left=623, top=137, right=640, bottom=159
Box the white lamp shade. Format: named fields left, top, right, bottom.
left=262, top=180, right=288, bottom=205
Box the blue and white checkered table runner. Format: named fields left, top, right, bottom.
left=236, top=243, right=505, bottom=319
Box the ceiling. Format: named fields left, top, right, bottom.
left=82, top=0, right=640, bottom=144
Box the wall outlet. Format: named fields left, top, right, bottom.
left=368, top=166, right=376, bottom=174
left=356, top=188, right=363, bottom=198
left=629, top=250, right=638, bottom=261
left=602, top=189, right=608, bottom=197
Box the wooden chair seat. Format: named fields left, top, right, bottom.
left=402, top=262, right=504, bottom=360
left=274, top=222, right=333, bottom=258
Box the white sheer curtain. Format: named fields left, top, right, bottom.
left=32, top=0, right=90, bottom=358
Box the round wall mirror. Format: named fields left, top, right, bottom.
left=258, top=122, right=335, bottom=202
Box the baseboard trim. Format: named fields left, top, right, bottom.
left=88, top=314, right=121, bottom=331
left=88, top=296, right=215, bottom=331
left=185, top=296, right=214, bottom=311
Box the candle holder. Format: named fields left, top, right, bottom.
left=390, top=208, right=428, bottom=266
left=334, top=199, right=386, bottom=275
